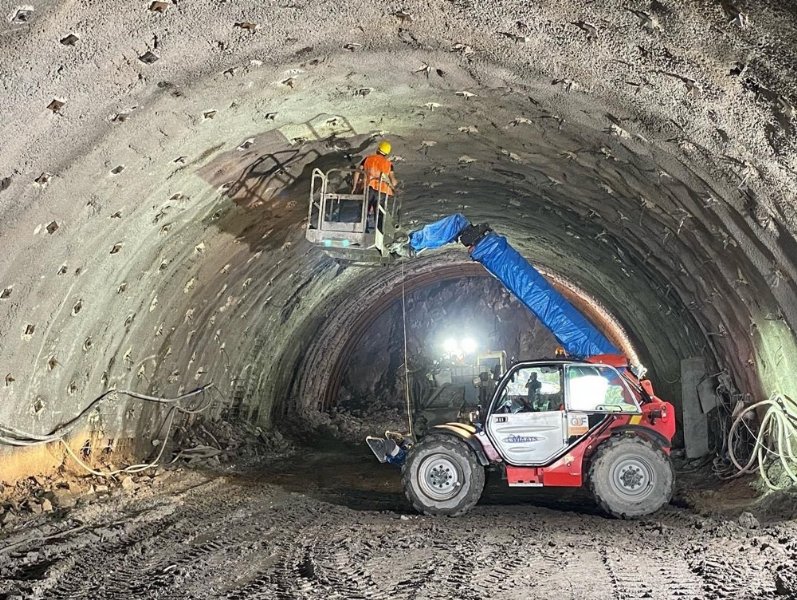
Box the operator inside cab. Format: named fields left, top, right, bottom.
left=351, top=140, right=399, bottom=233
left=497, top=366, right=564, bottom=413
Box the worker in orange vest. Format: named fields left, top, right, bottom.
left=352, top=140, right=398, bottom=232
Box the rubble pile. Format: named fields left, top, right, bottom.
left=288, top=405, right=408, bottom=446
left=0, top=418, right=293, bottom=530
left=0, top=470, right=166, bottom=531
left=172, top=417, right=294, bottom=468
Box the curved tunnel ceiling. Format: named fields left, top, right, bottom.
left=1, top=0, right=797, bottom=474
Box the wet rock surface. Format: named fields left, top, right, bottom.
left=1, top=448, right=795, bottom=600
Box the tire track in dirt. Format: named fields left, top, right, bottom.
left=600, top=545, right=704, bottom=600
left=2, top=471, right=794, bottom=600
left=314, top=536, right=393, bottom=599
left=688, top=548, right=777, bottom=599
left=52, top=491, right=260, bottom=598
left=469, top=540, right=533, bottom=597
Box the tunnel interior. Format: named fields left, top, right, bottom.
left=336, top=274, right=560, bottom=413
left=1, top=0, right=796, bottom=478
left=2, top=0, right=797, bottom=596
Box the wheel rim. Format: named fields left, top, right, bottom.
left=610, top=457, right=655, bottom=499
left=418, top=453, right=463, bottom=501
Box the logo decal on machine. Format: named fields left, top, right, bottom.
left=503, top=434, right=540, bottom=444
left=568, top=413, right=589, bottom=437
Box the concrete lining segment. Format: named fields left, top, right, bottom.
left=0, top=0, right=796, bottom=476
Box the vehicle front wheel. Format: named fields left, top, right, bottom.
left=588, top=435, right=674, bottom=518
left=402, top=435, right=485, bottom=516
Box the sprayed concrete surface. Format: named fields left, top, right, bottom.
left=1, top=2, right=797, bottom=592
left=1, top=451, right=796, bottom=600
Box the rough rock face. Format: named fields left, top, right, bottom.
left=339, top=276, right=558, bottom=411
left=1, top=1, right=796, bottom=475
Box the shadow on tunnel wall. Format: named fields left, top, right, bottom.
left=189, top=117, right=385, bottom=424
left=196, top=115, right=378, bottom=253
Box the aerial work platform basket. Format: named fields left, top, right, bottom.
left=305, top=168, right=401, bottom=263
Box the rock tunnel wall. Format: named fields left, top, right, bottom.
left=336, top=275, right=562, bottom=413
left=1, top=0, right=796, bottom=478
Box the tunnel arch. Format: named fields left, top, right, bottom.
left=288, top=256, right=652, bottom=417
left=1, top=0, right=796, bottom=479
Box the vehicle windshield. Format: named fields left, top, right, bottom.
left=566, top=365, right=639, bottom=412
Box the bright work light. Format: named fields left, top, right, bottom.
left=461, top=337, right=477, bottom=354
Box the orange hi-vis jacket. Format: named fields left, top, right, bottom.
left=362, top=154, right=394, bottom=195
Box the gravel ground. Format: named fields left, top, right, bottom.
left=1, top=448, right=796, bottom=600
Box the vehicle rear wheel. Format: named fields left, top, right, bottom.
left=402, top=435, right=485, bottom=516
left=588, top=435, right=674, bottom=518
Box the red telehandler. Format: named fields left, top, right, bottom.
left=365, top=214, right=677, bottom=518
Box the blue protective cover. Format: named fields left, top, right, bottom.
left=409, top=213, right=469, bottom=251
left=470, top=233, right=619, bottom=358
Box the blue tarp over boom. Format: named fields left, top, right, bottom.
left=408, top=214, right=619, bottom=358
left=471, top=234, right=618, bottom=357
left=409, top=213, right=469, bottom=251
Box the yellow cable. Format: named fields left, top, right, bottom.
left=60, top=407, right=177, bottom=477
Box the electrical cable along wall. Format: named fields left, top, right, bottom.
left=0, top=386, right=215, bottom=476
left=724, top=394, right=797, bottom=490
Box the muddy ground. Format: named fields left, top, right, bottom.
left=1, top=445, right=796, bottom=600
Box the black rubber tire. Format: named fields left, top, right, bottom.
left=588, top=435, right=674, bottom=519
left=402, top=435, right=485, bottom=517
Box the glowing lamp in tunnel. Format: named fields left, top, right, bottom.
left=341, top=239, right=350, bottom=248
left=461, top=337, right=477, bottom=355
left=323, top=239, right=332, bottom=247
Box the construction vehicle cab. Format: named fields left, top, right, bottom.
left=305, top=168, right=401, bottom=263
left=411, top=350, right=507, bottom=436
left=476, top=350, right=506, bottom=378
left=368, top=355, right=676, bottom=519
left=485, top=360, right=644, bottom=464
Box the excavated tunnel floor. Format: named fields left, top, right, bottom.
left=2, top=449, right=797, bottom=599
